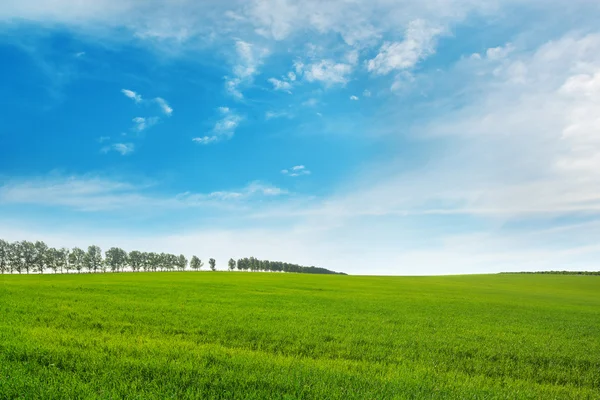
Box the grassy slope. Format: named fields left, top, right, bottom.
left=0, top=273, right=599, bottom=399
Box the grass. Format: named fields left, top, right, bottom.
left=1, top=272, right=599, bottom=399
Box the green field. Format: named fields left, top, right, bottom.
left=1, top=273, right=599, bottom=399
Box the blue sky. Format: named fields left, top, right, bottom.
left=1, top=0, right=600, bottom=274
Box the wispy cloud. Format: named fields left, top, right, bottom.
left=225, top=40, right=269, bottom=99
left=281, top=165, right=311, bottom=177
left=350, top=95, right=359, bottom=101
left=0, top=176, right=288, bottom=212
left=154, top=97, right=173, bottom=116
left=121, top=89, right=142, bottom=103
left=132, top=117, right=158, bottom=132
left=265, top=110, right=291, bottom=120
left=367, top=20, right=443, bottom=75
left=193, top=107, right=242, bottom=145
left=101, top=143, right=135, bottom=155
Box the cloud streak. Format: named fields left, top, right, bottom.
left=193, top=107, right=242, bottom=145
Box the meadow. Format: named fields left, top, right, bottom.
left=0, top=272, right=599, bottom=399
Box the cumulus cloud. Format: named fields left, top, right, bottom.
left=350, top=95, right=359, bottom=101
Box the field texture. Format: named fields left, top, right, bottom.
left=1, top=273, right=599, bottom=399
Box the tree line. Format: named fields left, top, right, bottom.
left=0, top=239, right=345, bottom=275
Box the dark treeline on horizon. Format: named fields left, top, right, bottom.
left=0, top=238, right=345, bottom=275
left=235, top=257, right=346, bottom=275
left=500, top=271, right=600, bottom=276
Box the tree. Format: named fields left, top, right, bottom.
left=209, top=258, right=216, bottom=271
left=0, top=239, right=8, bottom=274
left=47, top=248, right=60, bottom=274
left=129, top=250, right=143, bottom=272
left=20, top=241, right=36, bottom=274
left=167, top=254, right=178, bottom=272
left=85, top=245, right=103, bottom=273
left=69, top=247, right=85, bottom=273
left=148, top=252, right=160, bottom=272
left=190, top=256, right=203, bottom=271
left=228, top=258, right=236, bottom=271
left=33, top=240, right=48, bottom=274
left=105, top=247, right=128, bottom=272
left=9, top=242, right=23, bottom=274
left=61, top=248, right=71, bottom=273
left=141, top=252, right=151, bottom=272
left=177, top=254, right=187, bottom=272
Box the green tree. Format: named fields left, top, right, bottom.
left=20, top=241, right=36, bottom=274
left=190, top=256, right=203, bottom=271
left=209, top=258, right=216, bottom=271
left=129, top=250, right=143, bottom=272
left=61, top=248, right=71, bottom=273
left=105, top=247, right=128, bottom=272
left=33, top=240, right=48, bottom=274
left=228, top=258, right=236, bottom=271
left=69, top=247, right=85, bottom=273
left=177, top=254, right=187, bottom=271
left=85, top=245, right=103, bottom=273
left=0, top=239, right=9, bottom=274
left=148, top=252, right=160, bottom=272
left=47, top=248, right=60, bottom=274
left=9, top=242, right=23, bottom=274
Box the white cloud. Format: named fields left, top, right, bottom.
left=486, top=43, right=515, bottom=60
left=363, top=89, right=372, bottom=97
left=367, top=19, right=443, bottom=75
left=121, top=89, right=142, bottom=103
left=346, top=50, right=359, bottom=65
left=200, top=181, right=288, bottom=201
left=302, top=98, right=318, bottom=107
left=268, top=77, right=292, bottom=93
left=154, top=97, right=173, bottom=116
left=282, top=165, right=311, bottom=177
left=350, top=95, right=359, bottom=101
left=0, top=176, right=288, bottom=212
left=287, top=71, right=296, bottom=81
left=132, top=117, right=146, bottom=131
left=303, top=60, right=353, bottom=85
left=225, top=40, right=269, bottom=99
left=192, top=136, right=219, bottom=145
left=100, top=143, right=135, bottom=155
left=265, top=111, right=291, bottom=120
left=193, top=107, right=242, bottom=145
left=131, top=117, right=158, bottom=132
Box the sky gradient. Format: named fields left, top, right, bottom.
left=1, top=0, right=600, bottom=275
